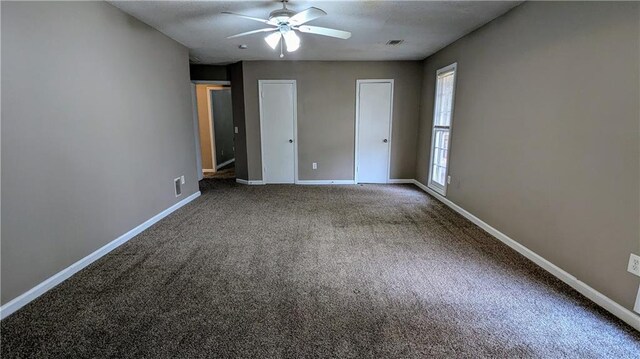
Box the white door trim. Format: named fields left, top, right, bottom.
left=206, top=87, right=217, bottom=171
left=190, top=83, right=203, bottom=180
left=354, top=79, right=394, bottom=184
left=258, top=79, right=298, bottom=184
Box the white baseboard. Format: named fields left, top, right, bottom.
left=0, top=191, right=201, bottom=320
left=635, top=285, right=640, bottom=314
left=410, top=179, right=640, bottom=331
left=235, top=179, right=417, bottom=186
left=202, top=169, right=215, bottom=173
left=296, top=180, right=355, bottom=185
left=295, top=179, right=418, bottom=185
left=216, top=158, right=235, bottom=170
left=387, top=179, right=415, bottom=184
left=235, top=178, right=264, bottom=185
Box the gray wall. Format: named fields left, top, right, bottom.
left=1, top=2, right=198, bottom=305
left=229, top=62, right=249, bottom=180
left=242, top=61, right=423, bottom=181
left=416, top=2, right=640, bottom=310
left=211, top=89, right=235, bottom=166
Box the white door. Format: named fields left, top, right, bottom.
left=259, top=80, right=297, bottom=184
left=356, top=80, right=393, bottom=183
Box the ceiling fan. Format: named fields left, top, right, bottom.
left=223, top=1, right=351, bottom=58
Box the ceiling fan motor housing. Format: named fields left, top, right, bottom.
left=269, top=9, right=296, bottom=25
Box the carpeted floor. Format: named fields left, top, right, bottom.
left=1, top=179, right=639, bottom=358
left=204, top=165, right=236, bottom=179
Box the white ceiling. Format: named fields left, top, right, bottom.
left=110, top=1, right=522, bottom=64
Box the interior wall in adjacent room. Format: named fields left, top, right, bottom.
left=195, top=84, right=215, bottom=170
left=211, top=88, right=235, bottom=166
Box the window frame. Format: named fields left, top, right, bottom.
left=428, top=63, right=457, bottom=196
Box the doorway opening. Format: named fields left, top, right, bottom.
left=193, top=82, right=235, bottom=180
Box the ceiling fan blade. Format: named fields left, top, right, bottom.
left=221, top=11, right=271, bottom=24
left=289, top=7, right=327, bottom=26
left=227, top=28, right=277, bottom=39
left=297, top=25, right=351, bottom=39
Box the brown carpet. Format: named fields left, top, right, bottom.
left=1, top=179, right=639, bottom=358
left=204, top=165, right=235, bottom=179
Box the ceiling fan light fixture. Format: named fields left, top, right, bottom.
left=283, top=30, right=300, bottom=52
left=264, top=32, right=282, bottom=49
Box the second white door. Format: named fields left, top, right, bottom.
left=259, top=80, right=297, bottom=184
left=356, top=80, right=393, bottom=183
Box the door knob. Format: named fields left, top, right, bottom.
left=383, top=139, right=388, bottom=143
left=289, top=139, right=293, bottom=143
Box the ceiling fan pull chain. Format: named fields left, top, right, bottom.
left=280, top=39, right=284, bottom=58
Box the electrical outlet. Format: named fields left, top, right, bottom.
left=447, top=175, right=451, bottom=184
left=180, top=175, right=185, bottom=185
left=234, top=126, right=238, bottom=134
left=628, top=253, right=640, bottom=277
left=312, top=162, right=317, bottom=170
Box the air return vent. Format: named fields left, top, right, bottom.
left=386, top=40, right=404, bottom=46
left=174, top=177, right=182, bottom=197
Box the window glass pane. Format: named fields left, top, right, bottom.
left=431, top=165, right=446, bottom=186
left=443, top=88, right=452, bottom=115
left=434, top=129, right=449, bottom=150
left=434, top=72, right=454, bottom=127
left=435, top=93, right=445, bottom=125
left=439, top=149, right=448, bottom=167
left=433, top=148, right=442, bottom=166
left=432, top=165, right=442, bottom=185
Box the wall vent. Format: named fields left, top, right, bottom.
left=174, top=177, right=182, bottom=197
left=386, top=40, right=404, bottom=46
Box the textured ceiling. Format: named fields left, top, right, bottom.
left=109, top=1, right=522, bottom=64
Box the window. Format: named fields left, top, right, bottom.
left=428, top=63, right=457, bottom=195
